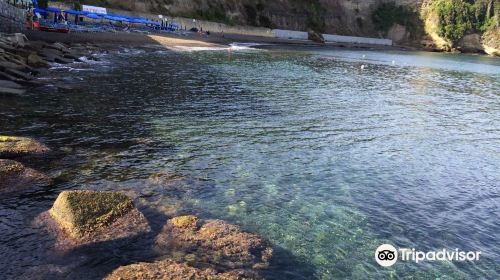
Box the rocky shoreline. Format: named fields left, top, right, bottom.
left=0, top=136, right=52, bottom=193
left=0, top=135, right=273, bottom=279
left=33, top=190, right=273, bottom=279
left=0, top=32, right=103, bottom=96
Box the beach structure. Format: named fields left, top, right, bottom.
left=29, top=0, right=177, bottom=33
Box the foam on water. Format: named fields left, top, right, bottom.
left=173, top=42, right=262, bottom=52
left=229, top=42, right=263, bottom=50
left=172, top=45, right=228, bottom=52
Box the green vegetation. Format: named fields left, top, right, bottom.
left=196, top=4, right=228, bottom=23
left=431, top=0, right=499, bottom=45
left=259, top=15, right=274, bottom=28
left=242, top=1, right=275, bottom=28
left=372, top=2, right=415, bottom=33
left=37, top=0, right=48, bottom=8
left=290, top=0, right=325, bottom=32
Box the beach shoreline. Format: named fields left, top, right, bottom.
left=25, top=29, right=499, bottom=57
left=23, top=30, right=414, bottom=53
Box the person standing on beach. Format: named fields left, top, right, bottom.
left=26, top=7, right=34, bottom=29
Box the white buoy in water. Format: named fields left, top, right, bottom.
left=361, top=65, right=366, bottom=70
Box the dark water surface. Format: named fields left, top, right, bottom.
left=0, top=45, right=499, bottom=279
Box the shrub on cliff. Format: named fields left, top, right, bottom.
left=433, top=0, right=474, bottom=45
left=304, top=1, right=325, bottom=32
left=430, top=0, right=498, bottom=46
left=372, top=2, right=414, bottom=33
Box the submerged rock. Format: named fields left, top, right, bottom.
left=35, top=190, right=150, bottom=250
left=104, top=258, right=261, bottom=280
left=0, top=136, right=50, bottom=158
left=148, top=171, right=193, bottom=198
left=148, top=170, right=188, bottom=188
left=0, top=159, right=52, bottom=192
left=155, top=216, right=273, bottom=271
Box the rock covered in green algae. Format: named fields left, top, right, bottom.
left=104, top=258, right=262, bottom=280
left=49, top=190, right=135, bottom=237
left=0, top=159, right=52, bottom=192
left=170, top=215, right=199, bottom=229
left=0, top=136, right=50, bottom=158
left=155, top=216, right=273, bottom=271
left=35, top=190, right=150, bottom=250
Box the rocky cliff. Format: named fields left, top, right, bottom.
left=76, top=1, right=422, bottom=34
left=61, top=0, right=499, bottom=54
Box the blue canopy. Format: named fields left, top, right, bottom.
left=84, top=13, right=102, bottom=19
left=128, top=18, right=145, bottom=23
left=146, top=20, right=160, bottom=25
left=33, top=8, right=46, bottom=14
left=64, top=9, right=87, bottom=15
left=45, top=7, right=61, bottom=13
left=104, top=15, right=129, bottom=22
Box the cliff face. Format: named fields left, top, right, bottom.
left=74, top=0, right=499, bottom=54
left=81, top=0, right=423, bottom=36
left=420, top=0, right=499, bottom=54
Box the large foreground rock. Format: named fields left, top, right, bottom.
left=104, top=258, right=261, bottom=280
left=0, top=136, right=50, bottom=158
left=155, top=215, right=273, bottom=271
left=35, top=190, right=150, bottom=250
left=0, top=159, right=52, bottom=192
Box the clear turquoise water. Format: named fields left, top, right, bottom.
left=0, top=45, right=499, bottom=279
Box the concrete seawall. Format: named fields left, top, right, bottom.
left=322, top=34, right=392, bottom=46
left=0, top=0, right=25, bottom=33
left=272, top=29, right=393, bottom=46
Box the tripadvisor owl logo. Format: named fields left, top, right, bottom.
left=375, top=244, right=398, bottom=267
left=374, top=244, right=482, bottom=267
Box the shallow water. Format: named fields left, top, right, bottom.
left=0, top=45, right=499, bottom=279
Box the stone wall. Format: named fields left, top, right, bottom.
left=323, top=34, right=392, bottom=46
left=0, top=0, right=26, bottom=33
left=273, top=29, right=309, bottom=40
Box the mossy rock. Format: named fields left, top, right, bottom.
left=49, top=190, right=134, bottom=238
left=0, top=136, right=50, bottom=158
left=171, top=215, right=199, bottom=229
left=0, top=159, right=52, bottom=192
left=156, top=216, right=273, bottom=271
left=0, top=159, right=24, bottom=175
left=105, top=258, right=261, bottom=280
